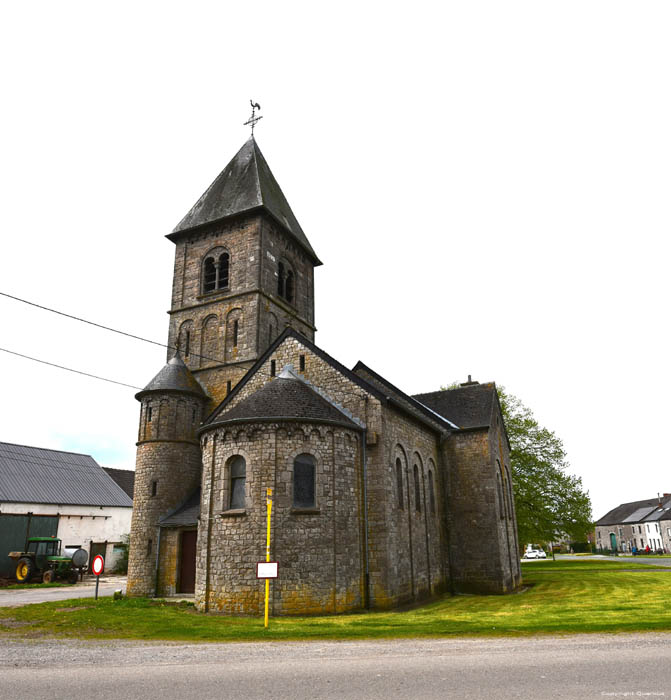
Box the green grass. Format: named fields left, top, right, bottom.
left=2, top=560, right=671, bottom=642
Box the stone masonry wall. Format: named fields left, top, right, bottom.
left=487, top=409, right=522, bottom=589
left=443, top=428, right=513, bottom=594
left=367, top=406, right=448, bottom=608
left=167, top=214, right=316, bottom=410
left=195, top=421, right=362, bottom=615
left=127, top=440, right=202, bottom=596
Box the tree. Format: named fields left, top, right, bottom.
left=497, top=388, right=592, bottom=548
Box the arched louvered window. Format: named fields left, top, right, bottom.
left=203, top=257, right=217, bottom=292
left=413, top=464, right=421, bottom=513
left=277, top=260, right=295, bottom=304
left=229, top=456, right=246, bottom=509
left=293, top=453, right=316, bottom=508
left=217, top=253, right=229, bottom=289
left=396, top=458, right=404, bottom=510
left=202, top=250, right=230, bottom=294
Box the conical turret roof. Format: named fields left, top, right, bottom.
left=169, top=137, right=321, bottom=265
left=136, top=354, right=207, bottom=400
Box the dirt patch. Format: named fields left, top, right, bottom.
left=55, top=606, right=87, bottom=613
left=0, top=618, right=33, bottom=629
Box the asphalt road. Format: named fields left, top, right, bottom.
left=2, top=634, right=670, bottom=700
left=0, top=576, right=127, bottom=606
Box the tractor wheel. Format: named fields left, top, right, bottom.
left=42, top=569, right=56, bottom=584
left=67, top=570, right=79, bottom=585
left=15, top=558, right=35, bottom=583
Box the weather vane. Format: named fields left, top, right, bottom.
left=244, top=100, right=263, bottom=135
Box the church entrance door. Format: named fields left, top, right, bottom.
left=178, top=530, right=197, bottom=594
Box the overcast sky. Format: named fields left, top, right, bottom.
left=1, top=2, right=669, bottom=521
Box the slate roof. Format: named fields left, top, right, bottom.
left=102, top=467, right=135, bottom=499
left=0, top=441, right=132, bottom=507
left=622, top=506, right=658, bottom=524
left=136, top=354, right=207, bottom=400
left=412, top=384, right=497, bottom=429
left=206, top=366, right=359, bottom=430
left=353, top=362, right=454, bottom=433
left=160, top=489, right=200, bottom=527
left=169, top=137, right=321, bottom=265
left=594, top=498, right=661, bottom=526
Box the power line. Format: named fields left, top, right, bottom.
left=0, top=291, right=227, bottom=365
left=0, top=347, right=142, bottom=390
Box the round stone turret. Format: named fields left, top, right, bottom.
left=127, top=355, right=209, bottom=597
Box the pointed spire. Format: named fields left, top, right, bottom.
left=168, top=138, right=321, bottom=265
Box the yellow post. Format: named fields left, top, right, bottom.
left=264, top=487, right=272, bottom=628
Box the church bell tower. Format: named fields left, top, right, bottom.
left=165, top=136, right=322, bottom=407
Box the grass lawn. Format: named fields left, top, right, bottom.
left=1, top=559, right=671, bottom=642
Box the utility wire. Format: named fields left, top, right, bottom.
left=0, top=291, right=227, bottom=365
left=0, top=347, right=142, bottom=390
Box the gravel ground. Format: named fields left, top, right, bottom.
left=2, top=632, right=671, bottom=668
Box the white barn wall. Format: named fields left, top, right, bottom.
left=0, top=503, right=131, bottom=569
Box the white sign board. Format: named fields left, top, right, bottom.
left=256, top=562, right=278, bottom=579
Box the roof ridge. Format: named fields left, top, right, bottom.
left=0, top=440, right=93, bottom=458
left=278, top=364, right=365, bottom=429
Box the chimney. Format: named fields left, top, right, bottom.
left=460, top=375, right=479, bottom=387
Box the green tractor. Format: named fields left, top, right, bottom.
left=9, top=536, right=88, bottom=584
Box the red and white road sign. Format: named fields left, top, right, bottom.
left=91, top=554, right=104, bottom=576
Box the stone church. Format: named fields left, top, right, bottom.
left=126, top=136, right=521, bottom=614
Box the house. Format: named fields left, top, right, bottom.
left=594, top=495, right=671, bottom=553
left=126, top=135, right=521, bottom=614
left=0, top=441, right=133, bottom=577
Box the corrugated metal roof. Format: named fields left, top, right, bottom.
left=0, top=441, right=132, bottom=507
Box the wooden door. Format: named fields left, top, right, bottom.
left=178, top=530, right=197, bottom=594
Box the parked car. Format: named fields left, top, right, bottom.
left=523, top=547, right=547, bottom=559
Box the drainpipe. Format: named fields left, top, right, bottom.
left=153, top=526, right=162, bottom=597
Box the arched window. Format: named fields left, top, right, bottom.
left=413, top=464, right=421, bottom=512
left=277, top=262, right=285, bottom=297
left=496, top=470, right=505, bottom=520
left=428, top=470, right=436, bottom=514
left=225, top=309, right=242, bottom=361
left=178, top=320, right=194, bottom=360
left=277, top=260, right=295, bottom=304
left=285, top=269, right=295, bottom=304
left=396, top=458, right=404, bottom=510
left=202, top=250, right=230, bottom=294
left=217, top=253, right=229, bottom=289
left=203, top=257, right=216, bottom=292
left=505, top=465, right=514, bottom=521
left=293, top=453, right=316, bottom=508
left=229, top=456, right=246, bottom=509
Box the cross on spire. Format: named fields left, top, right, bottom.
left=244, top=100, right=263, bottom=136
